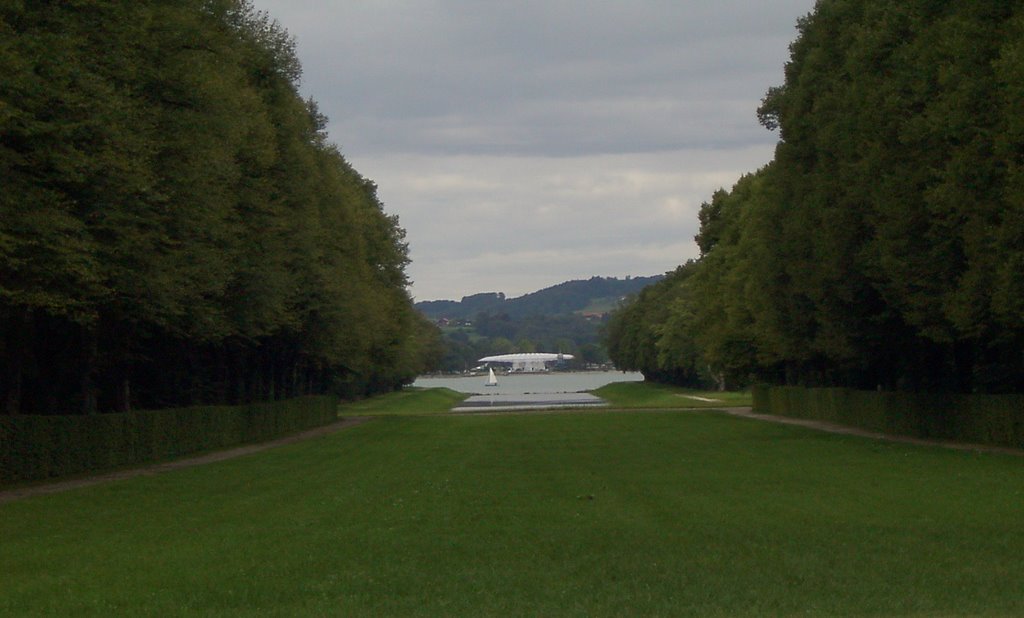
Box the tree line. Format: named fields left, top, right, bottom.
left=606, top=0, right=1024, bottom=394
left=435, top=311, right=609, bottom=373
left=416, top=276, right=661, bottom=321
left=1, top=0, right=441, bottom=415
left=418, top=276, right=659, bottom=373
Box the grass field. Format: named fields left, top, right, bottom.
left=338, top=387, right=467, bottom=416
left=595, top=381, right=752, bottom=408
left=2, top=392, right=1022, bottom=616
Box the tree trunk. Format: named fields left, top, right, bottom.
left=215, top=345, right=229, bottom=404
left=954, top=340, right=976, bottom=394
left=107, top=317, right=134, bottom=413
left=115, top=377, right=131, bottom=413
left=266, top=353, right=276, bottom=401
left=5, top=363, right=22, bottom=415
left=3, top=308, right=31, bottom=415
left=80, top=325, right=98, bottom=415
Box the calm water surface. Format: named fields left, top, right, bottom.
left=413, top=370, right=644, bottom=396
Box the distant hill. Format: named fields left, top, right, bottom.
left=416, top=275, right=663, bottom=320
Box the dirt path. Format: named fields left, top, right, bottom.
left=0, top=417, right=371, bottom=505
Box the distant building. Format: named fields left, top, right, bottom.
left=478, top=352, right=574, bottom=373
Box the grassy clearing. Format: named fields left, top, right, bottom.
left=595, top=380, right=752, bottom=408
left=577, top=295, right=620, bottom=315
left=338, top=387, right=467, bottom=416
left=2, top=409, right=1022, bottom=616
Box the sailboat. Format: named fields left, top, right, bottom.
left=485, top=367, right=498, bottom=387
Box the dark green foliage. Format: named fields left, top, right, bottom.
left=0, top=1, right=438, bottom=415
left=604, top=264, right=711, bottom=388
left=753, top=385, right=1024, bottom=449
left=0, top=395, right=338, bottom=485
left=610, top=0, right=1024, bottom=397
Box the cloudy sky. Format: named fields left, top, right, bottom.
left=252, top=0, right=816, bottom=301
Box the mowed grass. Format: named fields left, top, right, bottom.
left=338, top=386, right=467, bottom=416
left=595, top=381, right=752, bottom=408
left=2, top=407, right=1023, bottom=615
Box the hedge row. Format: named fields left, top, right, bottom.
left=752, top=385, right=1024, bottom=449
left=0, top=396, right=340, bottom=485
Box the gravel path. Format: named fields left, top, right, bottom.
left=0, top=417, right=371, bottom=505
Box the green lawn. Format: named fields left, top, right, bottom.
left=338, top=386, right=467, bottom=416
left=2, top=401, right=1022, bottom=615
left=595, top=381, right=752, bottom=408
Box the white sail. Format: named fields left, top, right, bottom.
left=485, top=367, right=498, bottom=386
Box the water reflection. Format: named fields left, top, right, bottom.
left=413, top=370, right=644, bottom=396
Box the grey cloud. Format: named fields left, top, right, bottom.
left=352, top=146, right=773, bottom=298
left=275, top=1, right=807, bottom=157
left=252, top=0, right=815, bottom=299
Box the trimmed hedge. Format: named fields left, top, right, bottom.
left=751, top=385, right=1024, bottom=449
left=0, top=396, right=339, bottom=486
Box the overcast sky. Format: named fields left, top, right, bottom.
left=252, top=0, right=816, bottom=301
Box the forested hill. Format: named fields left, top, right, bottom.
left=417, top=276, right=662, bottom=373
left=607, top=1, right=1024, bottom=394
left=0, top=1, right=441, bottom=415
left=416, top=276, right=662, bottom=320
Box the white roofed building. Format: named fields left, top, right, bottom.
left=478, top=352, right=573, bottom=372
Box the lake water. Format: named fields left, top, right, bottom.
left=413, top=370, right=644, bottom=396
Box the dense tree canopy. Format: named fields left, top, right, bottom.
left=0, top=0, right=439, bottom=414
left=604, top=264, right=708, bottom=387
left=607, top=0, right=1024, bottom=394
